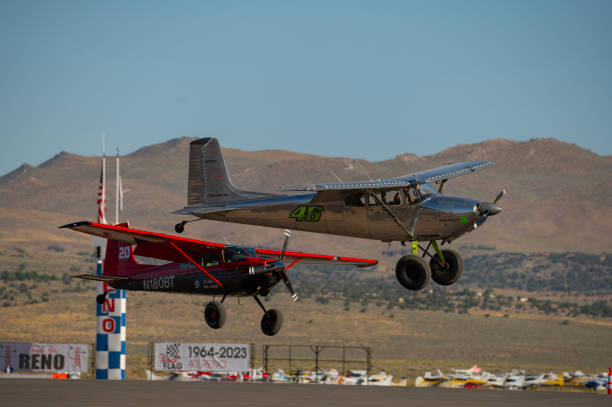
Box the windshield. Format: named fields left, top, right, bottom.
left=223, top=246, right=256, bottom=263
left=419, top=182, right=439, bottom=196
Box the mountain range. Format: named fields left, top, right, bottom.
left=1, top=137, right=611, bottom=267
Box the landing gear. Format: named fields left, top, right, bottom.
left=96, top=293, right=107, bottom=304
left=430, top=248, right=463, bottom=285
left=254, top=296, right=283, bottom=336
left=175, top=221, right=186, bottom=234
left=395, top=255, right=431, bottom=290
left=261, top=310, right=283, bottom=336
left=202, top=296, right=283, bottom=335
left=394, top=241, right=465, bottom=290
left=204, top=301, right=226, bottom=329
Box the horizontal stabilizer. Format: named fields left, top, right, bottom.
left=72, top=274, right=129, bottom=282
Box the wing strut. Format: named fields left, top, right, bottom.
left=285, top=257, right=303, bottom=270
left=367, top=191, right=414, bottom=239
left=168, top=241, right=223, bottom=288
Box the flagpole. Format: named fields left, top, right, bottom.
left=102, top=134, right=106, bottom=225
left=115, top=148, right=119, bottom=225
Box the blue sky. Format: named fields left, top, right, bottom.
left=1, top=1, right=611, bottom=175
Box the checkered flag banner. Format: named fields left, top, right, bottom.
left=166, top=344, right=180, bottom=360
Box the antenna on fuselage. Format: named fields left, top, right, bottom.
left=356, top=160, right=374, bottom=181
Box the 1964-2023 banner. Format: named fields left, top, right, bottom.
left=154, top=343, right=250, bottom=372
left=0, top=342, right=89, bottom=373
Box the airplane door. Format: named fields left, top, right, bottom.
left=342, top=206, right=369, bottom=237
left=325, top=202, right=345, bottom=235
left=366, top=203, right=412, bottom=240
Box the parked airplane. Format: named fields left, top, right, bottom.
left=173, top=138, right=503, bottom=291
left=60, top=221, right=376, bottom=336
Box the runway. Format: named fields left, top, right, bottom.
left=1, top=380, right=609, bottom=407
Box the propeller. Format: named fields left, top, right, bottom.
left=476, top=189, right=505, bottom=226
left=278, top=230, right=299, bottom=302
left=493, top=188, right=506, bottom=204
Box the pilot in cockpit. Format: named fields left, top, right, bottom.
left=391, top=191, right=401, bottom=205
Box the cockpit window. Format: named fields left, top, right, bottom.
left=403, top=186, right=420, bottom=203
left=201, top=252, right=220, bottom=267
left=223, top=246, right=255, bottom=263
left=419, top=183, right=439, bottom=197
left=402, top=183, right=438, bottom=204
left=344, top=192, right=366, bottom=207
left=375, top=190, right=401, bottom=206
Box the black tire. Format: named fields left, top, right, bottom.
left=204, top=301, right=226, bottom=329
left=430, top=248, right=463, bottom=286
left=261, top=309, right=283, bottom=336
left=395, top=255, right=431, bottom=290
left=175, top=222, right=185, bottom=233
left=96, top=294, right=106, bottom=304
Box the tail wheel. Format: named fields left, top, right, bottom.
left=261, top=309, right=283, bottom=336
left=204, top=301, right=226, bottom=329
left=430, top=248, right=463, bottom=286
left=395, top=255, right=431, bottom=290
left=96, top=294, right=106, bottom=304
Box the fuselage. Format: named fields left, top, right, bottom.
left=192, top=187, right=482, bottom=243
left=110, top=257, right=282, bottom=297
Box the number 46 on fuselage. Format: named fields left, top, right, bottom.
left=173, top=138, right=505, bottom=292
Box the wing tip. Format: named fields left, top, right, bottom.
left=58, top=220, right=91, bottom=229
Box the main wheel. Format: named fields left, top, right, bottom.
left=430, top=248, right=463, bottom=286
left=204, top=301, right=226, bottom=329
left=395, top=255, right=431, bottom=290
left=261, top=309, right=283, bottom=336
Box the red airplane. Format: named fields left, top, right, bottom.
left=60, top=221, right=377, bottom=336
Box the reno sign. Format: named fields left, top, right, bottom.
left=0, top=342, right=89, bottom=373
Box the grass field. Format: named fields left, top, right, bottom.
left=1, top=243, right=610, bottom=384
left=1, top=287, right=610, bottom=382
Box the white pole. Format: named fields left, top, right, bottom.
left=115, top=148, right=119, bottom=225
left=102, top=133, right=106, bottom=225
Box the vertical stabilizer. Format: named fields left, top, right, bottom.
left=187, top=138, right=274, bottom=206
left=103, top=223, right=148, bottom=277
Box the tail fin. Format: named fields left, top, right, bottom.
left=187, top=138, right=275, bottom=206
left=103, top=224, right=149, bottom=277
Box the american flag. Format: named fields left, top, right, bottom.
left=97, top=161, right=106, bottom=224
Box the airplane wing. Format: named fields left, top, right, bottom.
left=59, top=221, right=377, bottom=268
left=59, top=221, right=225, bottom=263
left=254, top=248, right=378, bottom=268
left=284, top=161, right=493, bottom=192
left=396, top=161, right=494, bottom=183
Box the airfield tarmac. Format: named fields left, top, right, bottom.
left=1, top=380, right=608, bottom=407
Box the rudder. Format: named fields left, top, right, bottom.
left=187, top=138, right=274, bottom=206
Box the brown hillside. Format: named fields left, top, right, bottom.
left=0, top=137, right=611, bottom=260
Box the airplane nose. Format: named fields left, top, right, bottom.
left=477, top=201, right=502, bottom=216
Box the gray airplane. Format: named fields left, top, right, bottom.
left=173, top=138, right=503, bottom=293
